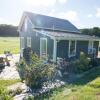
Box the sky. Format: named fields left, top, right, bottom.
left=0, top=0, right=100, bottom=28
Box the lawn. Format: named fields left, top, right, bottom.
left=29, top=67, right=100, bottom=100
left=48, top=67, right=100, bottom=100
left=0, top=79, right=21, bottom=100
left=0, top=37, right=19, bottom=54
left=0, top=79, right=20, bottom=87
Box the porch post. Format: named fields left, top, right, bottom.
left=53, top=38, right=57, bottom=62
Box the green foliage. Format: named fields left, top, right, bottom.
left=80, top=27, right=100, bottom=37
left=0, top=24, right=18, bottom=37
left=25, top=53, right=56, bottom=89
left=16, top=59, right=26, bottom=81
left=25, top=96, right=34, bottom=100
left=0, top=79, right=20, bottom=100
left=0, top=87, right=13, bottom=100
left=74, top=52, right=90, bottom=73
left=0, top=79, right=20, bottom=87
left=17, top=52, right=56, bottom=89
left=44, top=67, right=100, bottom=100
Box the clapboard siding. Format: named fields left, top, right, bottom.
left=57, top=40, right=69, bottom=59
left=76, top=41, right=88, bottom=58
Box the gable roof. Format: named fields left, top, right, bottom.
left=21, top=12, right=80, bottom=34
left=18, top=12, right=100, bottom=41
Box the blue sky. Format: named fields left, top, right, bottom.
left=0, top=0, right=100, bottom=28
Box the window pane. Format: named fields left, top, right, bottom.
left=40, top=38, right=47, bottom=59
left=88, top=41, right=93, bottom=54
left=27, top=37, right=31, bottom=47
left=70, top=40, right=76, bottom=56
left=41, top=39, right=46, bottom=54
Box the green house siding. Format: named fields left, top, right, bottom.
left=56, top=40, right=99, bottom=60
left=57, top=40, right=89, bottom=60
left=76, top=41, right=88, bottom=58
left=57, top=40, right=69, bottom=59
left=31, top=31, right=54, bottom=59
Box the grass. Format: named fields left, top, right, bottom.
left=0, top=37, right=19, bottom=54
left=35, top=67, right=100, bottom=100
left=49, top=67, right=100, bottom=100
left=0, top=79, right=21, bottom=87
left=0, top=79, right=21, bottom=100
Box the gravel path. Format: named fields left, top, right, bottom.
left=0, top=54, right=20, bottom=79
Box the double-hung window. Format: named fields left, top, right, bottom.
left=68, top=40, right=76, bottom=57
left=40, top=38, right=47, bottom=59
left=27, top=37, right=31, bottom=47
left=88, top=41, right=94, bottom=54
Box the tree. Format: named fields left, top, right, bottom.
left=80, top=27, right=100, bottom=37
left=0, top=24, right=18, bottom=37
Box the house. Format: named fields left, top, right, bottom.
left=18, top=12, right=100, bottom=62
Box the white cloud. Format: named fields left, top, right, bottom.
left=96, top=8, right=100, bottom=17
left=49, top=10, right=78, bottom=22
left=23, top=0, right=56, bottom=7
left=60, top=11, right=78, bottom=21
left=58, top=0, right=68, bottom=4
left=87, top=14, right=93, bottom=18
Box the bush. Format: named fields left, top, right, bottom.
left=16, top=59, right=26, bottom=81
left=17, top=52, right=56, bottom=89
left=74, top=52, right=90, bottom=73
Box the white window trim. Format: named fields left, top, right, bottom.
left=27, top=37, right=31, bottom=47
left=20, top=37, right=24, bottom=49
left=88, top=41, right=94, bottom=54
left=40, top=38, right=47, bottom=58
left=68, top=40, right=77, bottom=58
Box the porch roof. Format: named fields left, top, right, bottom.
left=34, top=29, right=100, bottom=41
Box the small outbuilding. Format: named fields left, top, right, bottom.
left=18, top=12, right=100, bottom=62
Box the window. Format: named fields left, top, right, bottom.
left=40, top=38, right=47, bottom=59
left=24, top=18, right=28, bottom=32
left=88, top=41, right=93, bottom=54
left=68, top=40, right=76, bottom=57
left=20, top=37, right=24, bottom=49
left=27, top=37, right=31, bottom=47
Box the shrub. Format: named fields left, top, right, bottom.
left=17, top=51, right=56, bottom=89
left=16, top=59, right=26, bottom=81
left=74, top=52, right=90, bottom=73
left=25, top=53, right=56, bottom=89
